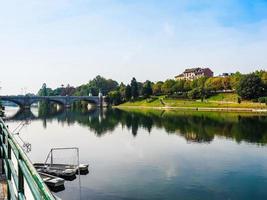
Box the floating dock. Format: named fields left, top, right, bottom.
left=34, top=164, right=77, bottom=180
left=39, top=172, right=65, bottom=192
left=34, top=163, right=89, bottom=175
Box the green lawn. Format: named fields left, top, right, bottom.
left=207, top=93, right=238, bottom=102
left=118, top=94, right=267, bottom=110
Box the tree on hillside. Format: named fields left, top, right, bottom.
left=142, top=81, right=153, bottom=98
left=125, top=85, right=132, bottom=101
left=107, top=91, right=122, bottom=105
left=172, top=80, right=185, bottom=93
left=152, top=81, right=163, bottom=95
left=262, top=73, right=267, bottom=85
left=38, top=83, right=47, bottom=96
left=38, top=83, right=54, bottom=96
left=205, top=77, right=224, bottom=91
left=162, top=79, right=176, bottom=95
left=131, top=78, right=139, bottom=99
left=221, top=77, right=231, bottom=90
left=183, top=81, right=192, bottom=92
left=61, top=84, right=76, bottom=96
left=230, top=72, right=242, bottom=89
left=74, top=75, right=118, bottom=96
left=118, top=82, right=126, bottom=100
left=237, top=73, right=265, bottom=100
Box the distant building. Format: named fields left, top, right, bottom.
left=218, top=73, right=234, bottom=77
left=175, top=68, right=214, bottom=81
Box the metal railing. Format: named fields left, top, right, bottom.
left=0, top=118, right=56, bottom=200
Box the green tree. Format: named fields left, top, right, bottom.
left=74, top=75, right=118, bottom=96
left=162, top=79, right=176, bottom=95
left=183, top=81, right=192, bottom=92
left=107, top=91, right=122, bottom=105
left=131, top=78, right=139, bottom=100
left=172, top=80, right=185, bottom=93
left=152, top=81, right=163, bottom=95
left=142, top=80, right=153, bottom=98
left=118, top=82, right=126, bottom=100
left=237, top=73, right=265, bottom=100
left=125, top=85, right=132, bottom=101
left=205, top=77, right=223, bottom=91
left=38, top=83, right=54, bottom=96
left=230, top=72, right=242, bottom=90
left=38, top=83, right=47, bottom=96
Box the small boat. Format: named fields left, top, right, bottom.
left=39, top=172, right=65, bottom=192
left=34, top=164, right=77, bottom=180
left=34, top=163, right=89, bottom=175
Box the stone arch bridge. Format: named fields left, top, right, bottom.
left=0, top=95, right=107, bottom=109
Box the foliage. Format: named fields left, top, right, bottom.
left=258, top=97, right=267, bottom=105
left=237, top=73, right=265, bottom=100
left=131, top=77, right=139, bottom=100
left=107, top=91, right=122, bottom=105
left=75, top=75, right=118, bottom=96
left=161, top=79, right=176, bottom=95
left=152, top=81, right=163, bottom=95
left=38, top=83, right=54, bottom=96
left=35, top=70, right=267, bottom=106
left=142, top=80, right=153, bottom=98
left=208, top=93, right=238, bottom=102
left=205, top=77, right=229, bottom=91
left=125, top=85, right=132, bottom=101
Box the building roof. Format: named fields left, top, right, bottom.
left=184, top=68, right=201, bottom=73
left=175, top=67, right=213, bottom=79
left=175, top=73, right=184, bottom=78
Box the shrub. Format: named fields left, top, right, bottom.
left=258, top=97, right=267, bottom=103
left=188, top=88, right=201, bottom=99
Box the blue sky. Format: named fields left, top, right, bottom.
left=0, top=0, right=267, bottom=94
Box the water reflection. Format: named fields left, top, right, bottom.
left=4, top=107, right=267, bottom=145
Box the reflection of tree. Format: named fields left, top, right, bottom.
left=8, top=106, right=267, bottom=145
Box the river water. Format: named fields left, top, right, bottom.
left=3, top=107, right=267, bottom=200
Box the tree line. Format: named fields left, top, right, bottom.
left=37, top=70, right=267, bottom=105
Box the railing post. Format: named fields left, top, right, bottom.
left=0, top=126, right=2, bottom=174
left=7, top=135, right=11, bottom=200
left=18, top=154, right=24, bottom=197
left=0, top=118, right=56, bottom=200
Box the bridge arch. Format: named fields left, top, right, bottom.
left=0, top=98, right=24, bottom=107
left=45, top=98, right=66, bottom=107
left=0, top=96, right=39, bottom=108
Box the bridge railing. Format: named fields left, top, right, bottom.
left=0, top=118, right=56, bottom=200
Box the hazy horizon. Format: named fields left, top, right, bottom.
left=1, top=0, right=267, bottom=95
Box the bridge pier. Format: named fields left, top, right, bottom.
left=65, top=104, right=71, bottom=109
left=20, top=105, right=31, bottom=110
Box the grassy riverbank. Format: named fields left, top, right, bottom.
left=117, top=93, right=267, bottom=112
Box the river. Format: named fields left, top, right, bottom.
left=3, top=107, right=267, bottom=200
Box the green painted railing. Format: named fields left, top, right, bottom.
left=0, top=118, right=56, bottom=200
